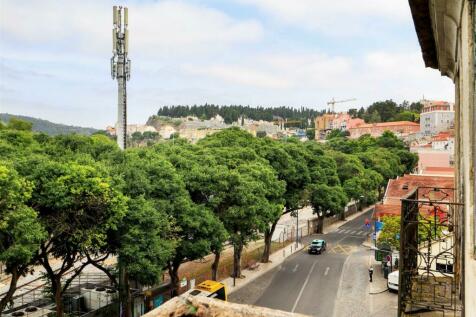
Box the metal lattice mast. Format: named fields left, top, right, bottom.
left=111, top=6, right=131, bottom=150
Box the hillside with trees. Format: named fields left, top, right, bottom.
left=155, top=104, right=323, bottom=126
left=0, top=119, right=417, bottom=316
left=0, top=113, right=98, bottom=135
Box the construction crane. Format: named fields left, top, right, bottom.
left=327, top=98, right=356, bottom=113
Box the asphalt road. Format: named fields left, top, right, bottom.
left=229, top=209, right=374, bottom=317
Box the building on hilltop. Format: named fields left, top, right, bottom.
left=106, top=124, right=157, bottom=136
left=420, top=99, right=455, bottom=136
left=348, top=121, right=420, bottom=139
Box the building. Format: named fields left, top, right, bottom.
left=105, top=124, right=156, bottom=136
left=375, top=174, right=454, bottom=219
left=420, top=100, right=455, bottom=135
left=348, top=121, right=420, bottom=139
left=314, top=113, right=364, bottom=139
left=407, top=1, right=476, bottom=316
left=411, top=131, right=455, bottom=176
left=431, top=131, right=455, bottom=151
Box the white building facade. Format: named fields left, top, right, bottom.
left=420, top=100, right=455, bottom=136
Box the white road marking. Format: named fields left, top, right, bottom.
left=292, top=264, right=299, bottom=272
left=324, top=267, right=330, bottom=276
left=358, top=231, right=364, bottom=235
left=350, top=230, right=356, bottom=234
left=291, top=262, right=317, bottom=313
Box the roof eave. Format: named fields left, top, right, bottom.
left=408, top=0, right=439, bottom=69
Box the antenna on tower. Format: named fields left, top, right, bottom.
left=111, top=6, right=131, bottom=150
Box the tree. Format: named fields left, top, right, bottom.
left=309, top=184, right=348, bottom=233
left=326, top=129, right=348, bottom=140
left=306, top=128, right=315, bottom=140
left=107, top=197, right=176, bottom=315
left=21, top=159, right=126, bottom=317
left=221, top=163, right=284, bottom=277
left=256, top=131, right=267, bottom=138
left=0, top=164, right=45, bottom=312
left=376, top=131, right=406, bottom=149
left=254, top=139, right=310, bottom=262
left=7, top=118, right=33, bottom=131
left=119, top=148, right=224, bottom=296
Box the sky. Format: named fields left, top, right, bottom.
left=0, top=0, right=455, bottom=129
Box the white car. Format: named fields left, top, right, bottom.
left=387, top=270, right=399, bottom=292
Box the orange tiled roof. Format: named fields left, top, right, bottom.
left=349, top=121, right=419, bottom=129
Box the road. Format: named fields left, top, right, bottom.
left=229, top=209, right=379, bottom=316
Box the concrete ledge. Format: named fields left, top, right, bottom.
left=143, top=295, right=311, bottom=317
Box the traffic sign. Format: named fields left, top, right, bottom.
left=371, top=233, right=376, bottom=240
left=386, top=255, right=392, bottom=262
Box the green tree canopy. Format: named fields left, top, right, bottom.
left=0, top=164, right=46, bottom=311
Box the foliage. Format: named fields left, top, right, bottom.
left=377, top=216, right=401, bottom=250
left=0, top=164, right=46, bottom=311
left=116, top=197, right=176, bottom=285
left=309, top=183, right=348, bottom=217
left=378, top=215, right=443, bottom=251
left=155, top=104, right=322, bottom=126
left=326, top=129, right=349, bottom=140
left=0, top=120, right=418, bottom=308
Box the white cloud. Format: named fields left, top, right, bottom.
left=183, top=53, right=353, bottom=91
left=183, top=64, right=290, bottom=89
left=181, top=50, right=453, bottom=108
left=0, top=0, right=263, bottom=57
left=235, top=0, right=411, bottom=35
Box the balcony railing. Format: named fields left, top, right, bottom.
left=398, top=187, right=463, bottom=316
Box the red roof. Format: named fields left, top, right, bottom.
left=425, top=100, right=450, bottom=106
left=424, top=167, right=455, bottom=173
left=384, top=175, right=454, bottom=202
left=349, top=121, right=419, bottom=129
left=374, top=174, right=455, bottom=219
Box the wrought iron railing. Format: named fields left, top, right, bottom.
left=398, top=187, right=463, bottom=316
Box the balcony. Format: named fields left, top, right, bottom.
left=399, top=187, right=463, bottom=316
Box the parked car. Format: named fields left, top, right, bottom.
left=308, top=239, right=326, bottom=254
left=387, top=270, right=399, bottom=292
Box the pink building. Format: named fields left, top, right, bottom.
left=348, top=121, right=420, bottom=139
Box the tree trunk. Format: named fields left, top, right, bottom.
left=261, top=220, right=278, bottom=263
left=119, top=264, right=131, bottom=317
left=339, top=210, right=346, bottom=221
left=0, top=268, right=18, bottom=312
left=211, top=251, right=221, bottom=281
left=168, top=263, right=180, bottom=297
left=53, top=279, right=64, bottom=317
left=232, top=241, right=243, bottom=278
left=317, top=216, right=324, bottom=234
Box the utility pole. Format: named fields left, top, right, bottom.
left=111, top=5, right=131, bottom=150
left=111, top=6, right=131, bottom=317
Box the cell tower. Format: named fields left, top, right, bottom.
left=111, top=6, right=131, bottom=150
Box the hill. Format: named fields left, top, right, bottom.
left=0, top=113, right=98, bottom=135
left=155, top=104, right=324, bottom=127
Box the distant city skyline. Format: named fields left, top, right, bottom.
left=0, top=0, right=455, bottom=129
